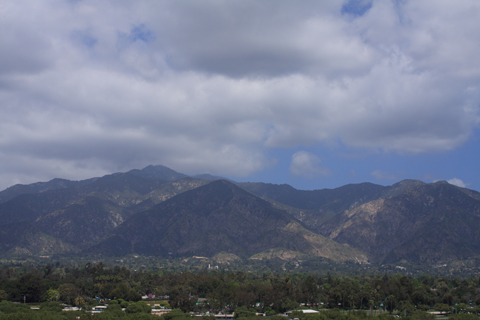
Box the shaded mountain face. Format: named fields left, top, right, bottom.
left=0, top=171, right=209, bottom=252
left=90, top=180, right=366, bottom=262
left=318, top=181, right=480, bottom=264
left=35, top=196, right=132, bottom=249
left=0, top=173, right=160, bottom=227
left=0, top=222, right=78, bottom=256
left=239, top=181, right=413, bottom=231
left=239, top=182, right=384, bottom=211
left=0, top=174, right=208, bottom=226
left=0, top=178, right=80, bottom=204
left=0, top=164, right=189, bottom=204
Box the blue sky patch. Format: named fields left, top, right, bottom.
left=341, top=0, right=373, bottom=17
left=71, top=30, right=97, bottom=48
left=129, top=24, right=156, bottom=43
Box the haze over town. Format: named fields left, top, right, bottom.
left=1, top=0, right=479, bottom=191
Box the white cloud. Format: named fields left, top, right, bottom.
left=0, top=0, right=479, bottom=189
left=290, top=151, right=330, bottom=179
left=447, top=178, right=466, bottom=188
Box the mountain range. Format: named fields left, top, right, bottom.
left=1, top=165, right=479, bottom=265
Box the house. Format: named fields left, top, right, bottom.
left=62, top=306, right=80, bottom=311
left=213, top=313, right=235, bottom=320
left=91, top=306, right=108, bottom=313
left=151, top=308, right=173, bottom=316
left=285, top=309, right=320, bottom=316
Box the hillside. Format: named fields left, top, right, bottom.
left=0, top=222, right=78, bottom=256
left=89, top=180, right=366, bottom=262
left=0, top=165, right=480, bottom=266
left=318, top=181, right=480, bottom=263
left=0, top=167, right=209, bottom=253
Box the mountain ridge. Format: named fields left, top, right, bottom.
left=89, top=180, right=367, bottom=262
left=318, top=181, right=480, bottom=263
left=0, top=164, right=478, bottom=266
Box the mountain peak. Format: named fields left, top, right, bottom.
left=381, top=179, right=426, bottom=198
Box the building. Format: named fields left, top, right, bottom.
left=151, top=308, right=173, bottom=316
left=91, top=306, right=108, bottom=313
left=285, top=309, right=320, bottom=316
left=214, top=313, right=235, bottom=320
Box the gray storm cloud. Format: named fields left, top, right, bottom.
left=0, top=0, right=479, bottom=188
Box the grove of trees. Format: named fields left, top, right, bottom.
left=2, top=263, right=480, bottom=319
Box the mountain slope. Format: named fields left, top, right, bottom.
left=0, top=164, right=188, bottom=204
left=318, top=181, right=480, bottom=263
left=2, top=164, right=480, bottom=266
left=35, top=196, right=132, bottom=249
left=0, top=172, right=209, bottom=253
left=90, top=180, right=366, bottom=262
left=239, top=182, right=386, bottom=211
left=0, top=222, right=78, bottom=256
left=239, top=182, right=389, bottom=230
left=0, top=178, right=88, bottom=204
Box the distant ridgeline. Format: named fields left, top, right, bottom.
left=1, top=165, right=480, bottom=267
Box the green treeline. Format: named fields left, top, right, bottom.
left=1, top=263, right=480, bottom=319
left=0, top=300, right=157, bottom=319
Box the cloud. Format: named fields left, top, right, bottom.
left=0, top=0, right=479, bottom=189
left=447, top=178, right=466, bottom=188
left=290, top=151, right=330, bottom=179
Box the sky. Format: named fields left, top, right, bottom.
left=1, top=0, right=480, bottom=192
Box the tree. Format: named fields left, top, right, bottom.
left=206, top=283, right=235, bottom=311
left=17, top=273, right=44, bottom=302
left=0, top=289, right=8, bottom=301
left=125, top=301, right=152, bottom=314
left=397, top=300, right=415, bottom=316
left=385, top=295, right=397, bottom=314
left=0, top=300, right=32, bottom=314
left=369, top=299, right=375, bottom=316
left=39, top=301, right=63, bottom=313
left=416, top=305, right=430, bottom=311
left=109, top=283, right=141, bottom=301
left=74, top=296, right=85, bottom=308
left=235, top=306, right=258, bottom=318
left=443, top=293, right=454, bottom=306
left=163, top=309, right=193, bottom=320
left=58, top=283, right=81, bottom=305
left=301, top=275, right=318, bottom=305
left=45, top=288, right=60, bottom=302
left=170, top=293, right=196, bottom=313
left=281, top=298, right=299, bottom=313
left=233, top=290, right=256, bottom=309
left=457, top=303, right=468, bottom=313
left=411, top=290, right=426, bottom=306
left=106, top=303, right=125, bottom=317
left=434, top=303, right=451, bottom=314
left=118, top=298, right=129, bottom=308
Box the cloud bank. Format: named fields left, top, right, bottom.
left=0, top=0, right=479, bottom=188
left=290, top=151, right=330, bottom=179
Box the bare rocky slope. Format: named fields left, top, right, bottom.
left=318, top=181, right=480, bottom=264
